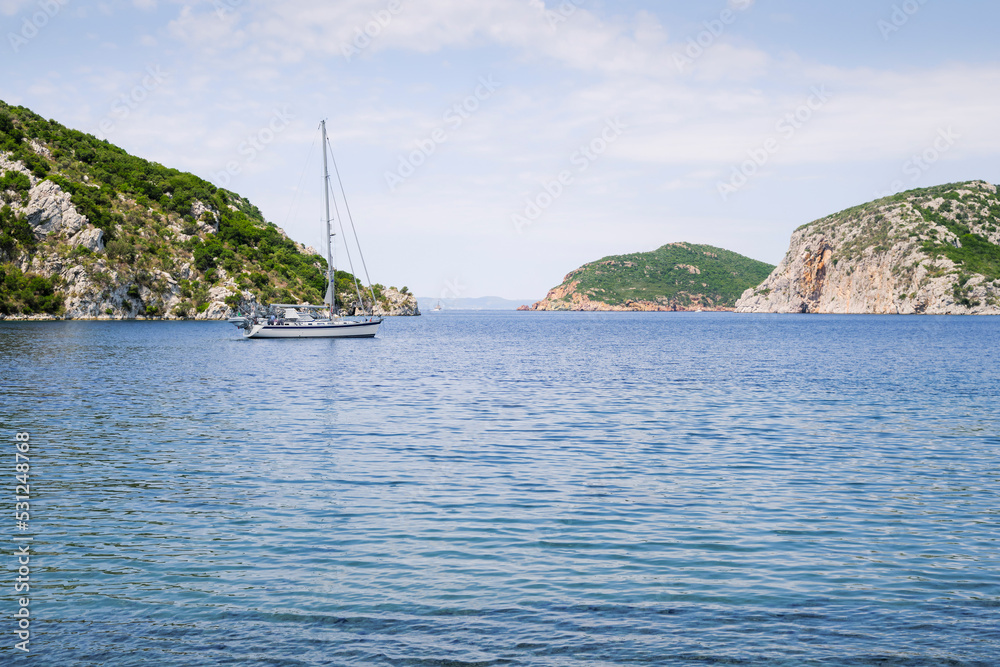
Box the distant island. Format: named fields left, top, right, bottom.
left=520, top=242, right=774, bottom=311
left=0, top=100, right=418, bottom=320
left=737, top=181, right=1000, bottom=314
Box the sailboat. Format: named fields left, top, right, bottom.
left=229, top=121, right=383, bottom=339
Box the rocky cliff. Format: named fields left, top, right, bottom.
left=735, top=181, right=1000, bottom=315
left=0, top=101, right=418, bottom=320
left=521, top=242, right=774, bottom=312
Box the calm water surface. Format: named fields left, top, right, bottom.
left=1, top=312, right=999, bottom=665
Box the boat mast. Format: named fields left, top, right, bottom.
left=321, top=120, right=335, bottom=315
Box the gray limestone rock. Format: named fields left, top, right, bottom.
left=69, top=227, right=105, bottom=252
left=24, top=179, right=89, bottom=238
left=736, top=181, right=1000, bottom=315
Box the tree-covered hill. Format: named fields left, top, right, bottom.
left=522, top=243, right=774, bottom=311
left=0, top=100, right=416, bottom=318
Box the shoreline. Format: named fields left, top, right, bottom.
left=0, top=313, right=421, bottom=322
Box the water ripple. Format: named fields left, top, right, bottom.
left=1, top=313, right=998, bottom=665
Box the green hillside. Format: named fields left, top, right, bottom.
left=0, top=100, right=411, bottom=318
left=532, top=242, right=775, bottom=310
left=798, top=183, right=1000, bottom=282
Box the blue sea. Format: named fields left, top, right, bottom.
left=2, top=312, right=999, bottom=665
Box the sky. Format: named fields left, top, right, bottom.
left=2, top=0, right=999, bottom=301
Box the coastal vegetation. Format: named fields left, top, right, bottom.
left=917, top=204, right=1000, bottom=281
left=0, top=264, right=61, bottom=315
left=525, top=242, right=775, bottom=311
left=0, top=100, right=409, bottom=317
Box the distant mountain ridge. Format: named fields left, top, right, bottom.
left=0, top=100, right=417, bottom=319
left=520, top=242, right=775, bottom=312
left=417, top=296, right=529, bottom=311
left=736, top=180, right=1000, bottom=314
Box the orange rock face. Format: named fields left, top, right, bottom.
left=518, top=279, right=734, bottom=312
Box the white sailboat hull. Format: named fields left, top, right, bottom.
left=231, top=121, right=386, bottom=342
left=244, top=319, right=381, bottom=339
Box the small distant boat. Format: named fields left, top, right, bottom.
left=432, top=301, right=443, bottom=313
left=230, top=120, right=382, bottom=339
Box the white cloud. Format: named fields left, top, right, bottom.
left=0, top=0, right=33, bottom=17
left=63, top=3, right=1000, bottom=190
left=167, top=5, right=249, bottom=54
left=10, top=0, right=997, bottom=297
left=149, top=2, right=1000, bottom=222
left=166, top=0, right=684, bottom=76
